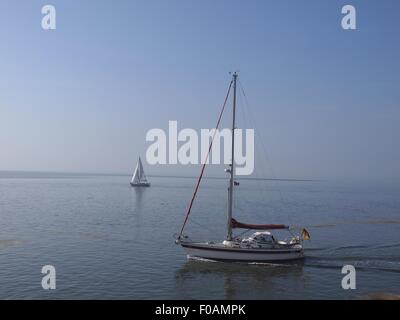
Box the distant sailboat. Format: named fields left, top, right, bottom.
left=130, top=157, right=150, bottom=187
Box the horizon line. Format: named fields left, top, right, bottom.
left=0, top=170, right=316, bottom=182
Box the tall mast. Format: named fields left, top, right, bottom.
left=227, top=72, right=237, bottom=241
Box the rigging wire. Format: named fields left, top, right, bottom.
left=234, top=89, right=246, bottom=214
left=231, top=88, right=248, bottom=237
left=238, top=81, right=269, bottom=208
left=237, top=79, right=295, bottom=227
left=187, top=217, right=216, bottom=234
left=178, top=79, right=233, bottom=238
left=237, top=80, right=270, bottom=216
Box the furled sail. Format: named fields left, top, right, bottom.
left=231, top=218, right=288, bottom=230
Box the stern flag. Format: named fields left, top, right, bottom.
left=301, top=228, right=311, bottom=241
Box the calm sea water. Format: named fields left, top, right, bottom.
left=0, top=172, right=399, bottom=299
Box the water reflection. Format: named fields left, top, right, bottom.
left=175, top=259, right=304, bottom=299
left=130, top=187, right=145, bottom=211
left=129, top=187, right=147, bottom=241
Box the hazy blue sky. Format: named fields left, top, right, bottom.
left=1, top=0, right=399, bottom=180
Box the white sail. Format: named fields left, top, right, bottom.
left=131, top=157, right=149, bottom=186
left=131, top=162, right=140, bottom=184
left=138, top=157, right=147, bottom=181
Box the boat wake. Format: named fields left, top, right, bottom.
left=308, top=219, right=400, bottom=229
left=187, top=255, right=302, bottom=267
left=372, top=242, right=400, bottom=249
left=187, top=255, right=217, bottom=263
left=304, top=244, right=400, bottom=274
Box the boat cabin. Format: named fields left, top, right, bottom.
left=241, top=231, right=276, bottom=245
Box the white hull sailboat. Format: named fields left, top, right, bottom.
left=181, top=242, right=303, bottom=262
left=130, top=156, right=150, bottom=187
left=176, top=73, right=309, bottom=262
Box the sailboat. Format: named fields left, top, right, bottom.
left=130, top=156, right=151, bottom=187
left=175, top=73, right=309, bottom=262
